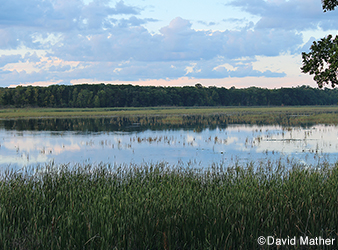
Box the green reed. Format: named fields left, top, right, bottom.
left=1, top=161, right=337, bottom=249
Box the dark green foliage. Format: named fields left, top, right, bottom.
left=301, top=0, right=338, bottom=87
left=322, top=0, right=338, bottom=12
left=0, top=84, right=337, bottom=108
left=0, top=162, right=337, bottom=249
left=301, top=35, right=338, bottom=88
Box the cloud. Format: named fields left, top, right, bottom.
left=0, top=54, right=22, bottom=67
left=181, top=58, right=286, bottom=79
left=0, top=0, right=140, bottom=29
left=228, top=0, right=338, bottom=31
left=0, top=54, right=286, bottom=87
left=117, top=16, right=158, bottom=28
left=80, top=0, right=141, bottom=30
left=111, top=0, right=141, bottom=15
left=23, top=52, right=42, bottom=63
left=48, top=15, right=303, bottom=64
left=0, top=29, right=21, bottom=49
left=0, top=14, right=300, bottom=86
left=0, top=0, right=55, bottom=27
left=222, top=18, right=251, bottom=29
left=197, top=20, right=217, bottom=27
left=0, top=0, right=141, bottom=49
left=2, top=0, right=332, bottom=87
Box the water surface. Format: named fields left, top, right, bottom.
left=1, top=119, right=337, bottom=170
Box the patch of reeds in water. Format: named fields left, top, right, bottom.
left=1, top=161, right=337, bottom=249
left=2, top=106, right=338, bottom=133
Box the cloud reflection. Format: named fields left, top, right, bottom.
left=1, top=124, right=338, bottom=170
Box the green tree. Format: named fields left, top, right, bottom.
left=93, top=95, right=100, bottom=107
left=71, top=88, right=78, bottom=107
left=55, top=85, right=65, bottom=107
left=75, top=89, right=93, bottom=108
left=96, top=90, right=106, bottom=107
left=41, top=89, right=51, bottom=107
left=322, top=0, right=338, bottom=12
left=301, top=0, right=338, bottom=88
left=33, top=87, right=39, bottom=106
left=0, top=89, right=5, bottom=106
left=13, top=86, right=24, bottom=107
left=50, top=94, right=55, bottom=107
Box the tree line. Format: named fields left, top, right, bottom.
left=0, top=84, right=337, bottom=108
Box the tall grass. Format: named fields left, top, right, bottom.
left=3, top=108, right=338, bottom=133
left=1, top=161, right=338, bottom=249
left=1, top=106, right=338, bottom=120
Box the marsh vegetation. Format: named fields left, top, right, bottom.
left=1, top=162, right=337, bottom=249
left=2, top=107, right=338, bottom=169
left=1, top=106, right=338, bottom=249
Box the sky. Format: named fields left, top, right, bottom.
left=0, top=0, right=338, bottom=89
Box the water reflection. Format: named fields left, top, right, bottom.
left=0, top=116, right=228, bottom=132
left=0, top=112, right=317, bottom=133
left=1, top=123, right=338, bottom=170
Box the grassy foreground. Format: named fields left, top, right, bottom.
left=1, top=162, right=338, bottom=249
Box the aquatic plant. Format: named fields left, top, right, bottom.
left=2, top=106, right=338, bottom=132
left=0, top=161, right=337, bottom=249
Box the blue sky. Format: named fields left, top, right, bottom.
left=0, top=0, right=337, bottom=88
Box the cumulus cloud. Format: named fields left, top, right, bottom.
left=23, top=52, right=42, bottom=63
left=0, top=54, right=22, bottom=67
left=0, top=0, right=334, bottom=87
left=0, top=0, right=142, bottom=49
left=49, top=15, right=303, bottom=63
left=228, top=0, right=338, bottom=31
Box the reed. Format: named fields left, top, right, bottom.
left=0, top=161, right=337, bottom=249
left=1, top=106, right=338, bottom=120
left=2, top=106, right=338, bottom=133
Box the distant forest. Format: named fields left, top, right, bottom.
left=0, top=84, right=337, bottom=108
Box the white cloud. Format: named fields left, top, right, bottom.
left=0, top=0, right=335, bottom=87
left=229, top=0, right=338, bottom=31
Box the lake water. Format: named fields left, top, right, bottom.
left=1, top=118, right=338, bottom=171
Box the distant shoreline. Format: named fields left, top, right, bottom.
left=1, top=85, right=338, bottom=109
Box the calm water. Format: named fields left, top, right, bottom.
left=1, top=118, right=338, bottom=170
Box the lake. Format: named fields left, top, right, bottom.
left=0, top=116, right=337, bottom=171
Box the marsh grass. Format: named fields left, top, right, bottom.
left=1, top=106, right=338, bottom=121
left=2, top=106, right=338, bottom=133
left=1, top=161, right=338, bottom=249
